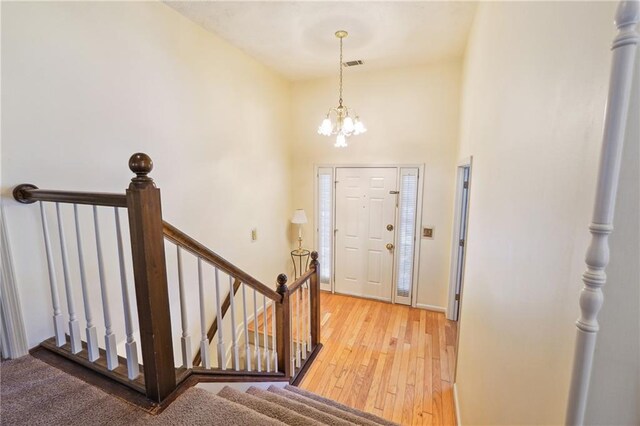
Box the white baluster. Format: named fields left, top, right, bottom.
left=73, top=205, right=99, bottom=361
left=290, top=299, right=295, bottom=374
left=271, top=299, right=277, bottom=372
left=93, top=207, right=117, bottom=370
left=229, top=276, right=240, bottom=371
left=242, top=283, right=251, bottom=371
left=253, top=289, right=261, bottom=372
left=176, top=246, right=192, bottom=369
left=55, top=203, right=81, bottom=354
left=39, top=202, right=65, bottom=347
left=214, top=268, right=226, bottom=370
left=566, top=2, right=640, bottom=424
left=197, top=258, right=211, bottom=369
left=114, top=208, right=139, bottom=379
left=301, top=284, right=307, bottom=358
left=263, top=294, right=270, bottom=372
left=296, top=289, right=301, bottom=367
left=307, top=280, right=312, bottom=353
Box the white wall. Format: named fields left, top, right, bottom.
left=291, top=62, right=462, bottom=309
left=585, top=44, right=640, bottom=426
left=1, top=2, right=293, bottom=351
left=454, top=2, right=619, bottom=424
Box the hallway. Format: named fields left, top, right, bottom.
left=300, top=293, right=458, bottom=425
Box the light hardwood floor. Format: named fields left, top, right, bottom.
left=300, top=292, right=458, bottom=426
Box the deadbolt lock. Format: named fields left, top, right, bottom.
left=386, top=243, right=395, bottom=250
left=386, top=224, right=394, bottom=231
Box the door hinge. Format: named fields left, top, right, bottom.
left=459, top=239, right=465, bottom=247
left=455, top=293, right=460, bottom=301
left=463, top=181, right=469, bottom=189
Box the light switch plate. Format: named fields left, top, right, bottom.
left=423, top=226, right=434, bottom=239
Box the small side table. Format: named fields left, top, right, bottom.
left=291, top=249, right=311, bottom=280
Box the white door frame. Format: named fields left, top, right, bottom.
left=447, top=157, right=473, bottom=321
left=314, top=163, right=424, bottom=307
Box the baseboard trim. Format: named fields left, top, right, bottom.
left=415, top=303, right=447, bottom=315
left=453, top=383, right=461, bottom=426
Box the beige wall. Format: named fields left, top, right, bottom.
left=1, top=2, right=293, bottom=349
left=291, top=62, right=462, bottom=309
left=454, top=2, right=618, bottom=424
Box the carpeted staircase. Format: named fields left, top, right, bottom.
left=0, top=356, right=397, bottom=426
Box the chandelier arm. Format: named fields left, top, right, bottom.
left=339, top=35, right=343, bottom=107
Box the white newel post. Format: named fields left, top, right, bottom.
left=566, top=1, right=639, bottom=424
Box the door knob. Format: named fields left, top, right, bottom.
left=386, top=224, right=394, bottom=231
left=386, top=243, right=394, bottom=250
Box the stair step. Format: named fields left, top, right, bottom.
left=218, top=386, right=325, bottom=426
left=267, top=386, right=381, bottom=426
left=148, top=388, right=284, bottom=425
left=283, top=385, right=397, bottom=426
left=246, top=385, right=353, bottom=425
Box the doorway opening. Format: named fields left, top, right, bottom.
left=315, top=165, right=423, bottom=306
left=447, top=158, right=472, bottom=321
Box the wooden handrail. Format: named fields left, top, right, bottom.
left=192, top=278, right=241, bottom=367
left=13, top=184, right=127, bottom=207
left=162, top=221, right=280, bottom=301
left=287, top=268, right=315, bottom=294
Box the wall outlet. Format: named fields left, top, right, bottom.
left=251, top=228, right=257, bottom=241
left=423, top=226, right=434, bottom=239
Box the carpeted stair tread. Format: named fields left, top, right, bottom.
left=284, top=385, right=397, bottom=426
left=0, top=356, right=284, bottom=426
left=246, top=386, right=354, bottom=426
left=268, top=386, right=383, bottom=426
left=218, top=386, right=324, bottom=426
left=0, top=356, right=142, bottom=426
left=145, top=388, right=285, bottom=426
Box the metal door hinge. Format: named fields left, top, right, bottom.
left=459, top=239, right=465, bottom=247
left=463, top=181, right=469, bottom=189
left=455, top=294, right=460, bottom=301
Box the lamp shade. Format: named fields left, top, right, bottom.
left=291, top=209, right=308, bottom=224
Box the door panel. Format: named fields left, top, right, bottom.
left=335, top=167, right=397, bottom=301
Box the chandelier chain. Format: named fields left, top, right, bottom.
left=339, top=36, right=343, bottom=106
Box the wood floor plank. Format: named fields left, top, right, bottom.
left=301, top=293, right=457, bottom=426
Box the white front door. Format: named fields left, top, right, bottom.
left=335, top=167, right=397, bottom=301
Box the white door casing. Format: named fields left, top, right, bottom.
left=335, top=167, right=397, bottom=302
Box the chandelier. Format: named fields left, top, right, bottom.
left=317, top=30, right=366, bottom=148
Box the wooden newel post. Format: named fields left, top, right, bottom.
left=275, top=273, right=292, bottom=378
left=309, top=251, right=321, bottom=348
left=125, top=153, right=176, bottom=403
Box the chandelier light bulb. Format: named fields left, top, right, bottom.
left=354, top=117, right=367, bottom=135
left=318, top=117, right=333, bottom=136
left=316, top=30, right=365, bottom=148
left=335, top=133, right=348, bottom=148
left=343, top=116, right=355, bottom=134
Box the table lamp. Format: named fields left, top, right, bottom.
left=291, top=209, right=308, bottom=251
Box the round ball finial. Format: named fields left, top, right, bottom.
left=276, top=273, right=288, bottom=296
left=277, top=273, right=288, bottom=286
left=129, top=153, right=153, bottom=177
left=311, top=251, right=319, bottom=261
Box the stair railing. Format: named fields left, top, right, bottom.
left=13, top=152, right=322, bottom=404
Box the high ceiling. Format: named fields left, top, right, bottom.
left=165, top=1, right=477, bottom=81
